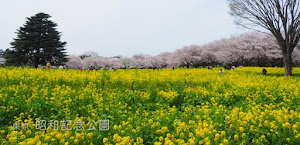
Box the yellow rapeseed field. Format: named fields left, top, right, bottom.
left=0, top=67, right=300, bottom=145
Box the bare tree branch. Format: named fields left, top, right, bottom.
left=228, top=0, right=300, bottom=76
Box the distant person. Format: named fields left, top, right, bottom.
left=89, top=66, right=95, bottom=71
left=46, top=62, right=51, bottom=70
left=219, top=69, right=224, bottom=75
left=224, top=65, right=229, bottom=70
left=262, top=68, right=267, bottom=75
left=172, top=67, right=175, bottom=70
left=59, top=65, right=64, bottom=69
left=80, top=67, right=83, bottom=72
left=232, top=66, right=235, bottom=71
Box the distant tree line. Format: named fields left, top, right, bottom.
left=64, top=32, right=300, bottom=69
left=2, top=32, right=299, bottom=69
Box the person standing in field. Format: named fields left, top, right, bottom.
left=46, top=62, right=51, bottom=69
left=262, top=68, right=267, bottom=75
left=219, top=69, right=224, bottom=75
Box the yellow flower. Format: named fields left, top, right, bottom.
left=56, top=133, right=62, bottom=139
left=270, top=123, right=278, bottom=130
left=292, top=124, right=298, bottom=130
left=136, top=137, right=143, bottom=144
left=214, top=133, right=220, bottom=141
left=26, top=130, right=32, bottom=135
left=239, top=127, right=244, bottom=132
left=223, top=139, right=228, bottom=145
left=159, top=136, right=164, bottom=141
left=234, top=135, right=239, bottom=140
left=161, top=126, right=169, bottom=133
left=20, top=135, right=26, bottom=140
left=148, top=119, right=153, bottom=124
left=103, top=137, right=109, bottom=143
left=76, top=133, right=81, bottom=139
left=74, top=139, right=79, bottom=144
left=204, top=137, right=210, bottom=143
left=64, top=131, right=71, bottom=138
left=282, top=122, right=291, bottom=129
left=167, top=133, right=171, bottom=138
left=9, top=137, right=17, bottom=143
left=113, top=134, right=122, bottom=143
left=45, top=135, right=51, bottom=141
left=221, top=131, right=226, bottom=136
left=87, top=133, right=94, bottom=139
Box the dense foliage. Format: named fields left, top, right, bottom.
left=66, top=32, right=300, bottom=69
left=0, top=67, right=300, bottom=144
left=5, top=13, right=67, bottom=68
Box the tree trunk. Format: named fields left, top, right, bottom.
left=283, top=52, right=292, bottom=76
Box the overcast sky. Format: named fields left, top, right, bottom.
left=0, top=0, right=250, bottom=57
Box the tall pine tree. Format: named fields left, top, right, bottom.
left=6, top=12, right=67, bottom=68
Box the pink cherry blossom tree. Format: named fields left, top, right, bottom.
left=66, top=55, right=82, bottom=69
left=0, top=58, right=5, bottom=65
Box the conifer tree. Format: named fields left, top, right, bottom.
left=6, top=12, right=67, bottom=68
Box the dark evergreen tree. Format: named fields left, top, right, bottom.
left=6, top=12, right=67, bottom=68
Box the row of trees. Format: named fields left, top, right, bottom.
left=1, top=16, right=299, bottom=70
left=4, top=32, right=296, bottom=69
left=2, top=0, right=300, bottom=76
left=64, top=32, right=300, bottom=69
